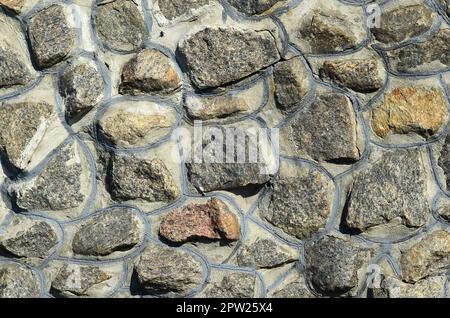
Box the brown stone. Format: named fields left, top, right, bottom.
left=0, top=0, right=24, bottom=13
left=185, top=95, right=249, bottom=120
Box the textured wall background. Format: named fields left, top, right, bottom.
left=0, top=0, right=449, bottom=298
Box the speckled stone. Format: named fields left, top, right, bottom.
left=237, top=238, right=297, bottom=269
left=0, top=263, right=40, bottom=298
left=157, top=0, right=210, bottom=20
left=0, top=48, right=33, bottom=89
left=228, top=0, right=284, bottom=15
left=203, top=272, right=256, bottom=298
left=374, top=275, right=446, bottom=298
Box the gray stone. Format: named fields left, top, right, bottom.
left=228, top=0, right=284, bottom=15
left=273, top=58, right=309, bottom=112
left=72, top=208, right=142, bottom=256
left=372, top=5, right=435, bottom=44
left=28, top=4, right=76, bottom=68
left=281, top=93, right=360, bottom=162
left=119, top=49, right=181, bottom=95
left=319, top=59, right=384, bottom=93
left=438, top=134, right=450, bottom=190
left=178, top=27, right=280, bottom=89
left=0, top=263, right=40, bottom=298
left=110, top=155, right=181, bottom=203
left=184, top=94, right=250, bottom=120
left=0, top=47, right=33, bottom=89
left=346, top=149, right=430, bottom=232
left=237, top=238, right=297, bottom=269
left=260, top=161, right=334, bottom=240
left=0, top=102, right=54, bottom=170
left=437, top=202, right=450, bottom=222
left=0, top=216, right=58, bottom=260
left=305, top=236, right=371, bottom=296
left=135, top=244, right=204, bottom=296
left=374, top=275, right=446, bottom=298
left=59, top=62, right=104, bottom=121
left=400, top=230, right=450, bottom=283
left=271, top=281, right=314, bottom=298
left=204, top=272, right=255, bottom=298
left=95, top=0, right=147, bottom=51
left=157, top=0, right=210, bottom=20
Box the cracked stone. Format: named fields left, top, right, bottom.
left=281, top=92, right=360, bottom=162
left=228, top=0, right=284, bottom=15
left=346, top=149, right=430, bottom=232
left=28, top=4, right=76, bottom=68
left=135, top=244, right=204, bottom=296
left=0, top=102, right=54, bottom=170
left=72, top=208, right=142, bottom=256
left=374, top=275, right=446, bottom=298
left=237, top=238, right=297, bottom=269
left=119, top=49, right=181, bottom=95
left=260, top=161, right=334, bottom=240
left=95, top=0, right=147, bottom=51
left=204, top=272, right=255, bottom=298
left=178, top=27, right=280, bottom=89
left=157, top=0, right=210, bottom=20
left=371, top=87, right=448, bottom=139
left=159, top=198, right=240, bottom=243
left=184, top=94, right=249, bottom=120
left=0, top=263, right=40, bottom=298
left=400, top=230, right=450, bottom=283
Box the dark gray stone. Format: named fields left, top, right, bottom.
left=271, top=281, right=314, bottom=298
left=158, top=0, right=210, bottom=20
left=0, top=263, right=40, bottom=298
left=204, top=272, right=255, bottom=298
left=237, top=238, right=297, bottom=269
left=228, top=0, right=284, bottom=15
left=0, top=47, right=33, bottom=89
left=438, top=133, right=450, bottom=191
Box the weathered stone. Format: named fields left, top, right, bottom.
left=271, top=281, right=314, bottom=298
left=0, top=0, right=24, bottom=13
left=185, top=94, right=249, bottom=120
left=374, top=275, right=446, bottom=298
left=387, top=29, right=450, bottom=73
left=281, top=93, right=360, bottom=162
left=437, top=202, right=450, bottom=222
left=346, top=149, right=429, bottom=232
left=261, top=161, right=334, bottom=239
left=135, top=245, right=204, bottom=296
left=0, top=216, right=57, bottom=260
left=59, top=62, right=104, bottom=121
left=438, top=0, right=450, bottom=17
left=371, top=87, right=448, bottom=139
left=159, top=198, right=240, bottom=243
left=178, top=27, right=280, bottom=88
left=439, top=134, right=450, bottom=190
left=0, top=48, right=33, bottom=89
left=204, top=272, right=255, bottom=298
left=372, top=5, right=435, bottom=44
left=9, top=143, right=86, bottom=211
left=0, top=102, right=54, bottom=170
left=273, top=58, right=309, bottom=112
left=319, top=59, right=384, bottom=93
left=305, top=236, right=371, bottom=296
left=228, top=0, right=283, bottom=15
left=110, top=155, right=181, bottom=203
left=400, top=230, right=450, bottom=283
left=0, top=263, right=40, bottom=298
left=51, top=264, right=112, bottom=297
left=72, top=208, right=142, bottom=256
left=237, top=238, right=297, bottom=269
left=119, top=49, right=181, bottom=95
left=28, top=4, right=76, bottom=68
left=157, top=0, right=210, bottom=20
left=95, top=0, right=147, bottom=51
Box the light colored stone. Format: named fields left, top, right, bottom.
left=185, top=94, right=249, bottom=120
left=0, top=263, right=40, bottom=298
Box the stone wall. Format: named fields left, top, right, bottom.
left=0, top=0, right=449, bottom=298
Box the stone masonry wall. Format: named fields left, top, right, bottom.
left=0, top=0, right=449, bottom=298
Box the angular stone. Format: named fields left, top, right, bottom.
left=178, top=27, right=280, bottom=88
left=72, top=208, right=142, bottom=256
left=28, top=4, right=76, bottom=68
left=159, top=198, right=240, bottom=243
left=0, top=102, right=54, bottom=170
left=110, top=155, right=181, bottom=203
left=119, top=49, right=181, bottom=95
left=261, top=161, right=334, bottom=239
left=273, top=58, right=309, bottom=112
left=271, top=281, right=314, bottom=298
left=387, top=29, right=450, bottom=73
left=9, top=143, right=86, bottom=211
left=400, top=230, right=450, bottom=283
left=437, top=202, right=450, bottom=222
left=305, top=236, right=371, bottom=296
left=228, top=0, right=283, bottom=15
left=319, top=59, right=384, bottom=93
left=281, top=93, right=360, bottom=162
left=157, top=0, right=210, bottom=20
left=0, top=264, right=40, bottom=298
left=346, top=149, right=429, bottom=232
left=135, top=245, right=204, bottom=295
left=51, top=264, right=112, bottom=297
left=375, top=275, right=446, bottom=298
left=185, top=94, right=249, bottom=120
left=372, top=5, right=435, bottom=44
left=95, top=0, right=147, bottom=51
left=0, top=48, right=33, bottom=89
left=439, top=134, right=450, bottom=190
left=371, top=87, right=448, bottom=139
left=59, top=62, right=104, bottom=121
left=0, top=0, right=24, bottom=13
left=204, top=272, right=255, bottom=298
left=0, top=216, right=58, bottom=260
left=237, top=238, right=297, bottom=269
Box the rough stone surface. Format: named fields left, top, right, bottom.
left=0, top=48, right=33, bottom=89
left=374, top=275, right=446, bottom=298
left=28, top=4, right=76, bottom=68
left=346, top=149, right=430, bottom=232
left=185, top=94, right=249, bottom=120
left=203, top=272, right=255, bottom=298
left=119, top=49, right=181, bottom=95
left=439, top=133, right=450, bottom=190
left=135, top=245, right=204, bottom=296
left=178, top=27, right=280, bottom=88
left=72, top=208, right=141, bottom=256
left=0, top=264, right=40, bottom=298
left=228, top=0, right=283, bottom=15
left=157, top=0, right=210, bottom=20
left=159, top=198, right=240, bottom=243
left=237, top=238, right=297, bottom=269
left=371, top=87, right=448, bottom=139
left=271, top=281, right=314, bottom=298
left=0, top=0, right=24, bottom=13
